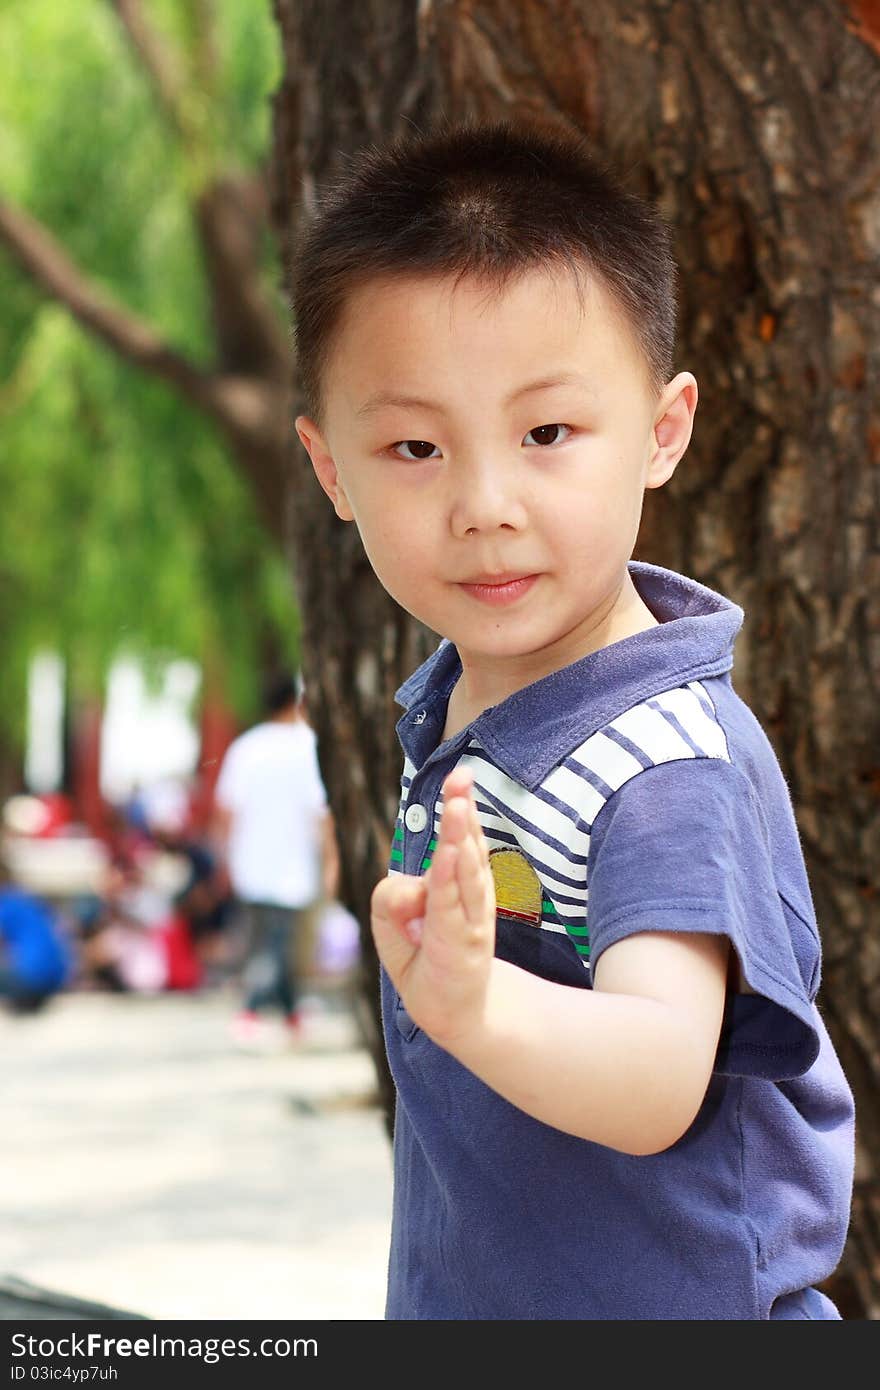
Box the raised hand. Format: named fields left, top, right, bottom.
left=371, top=766, right=496, bottom=1049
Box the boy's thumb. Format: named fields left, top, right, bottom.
left=372, top=873, right=427, bottom=928
left=371, top=873, right=429, bottom=978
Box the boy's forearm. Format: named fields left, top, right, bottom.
left=439, top=958, right=712, bottom=1155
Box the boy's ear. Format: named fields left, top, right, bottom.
left=295, top=416, right=355, bottom=521
left=645, top=373, right=698, bottom=490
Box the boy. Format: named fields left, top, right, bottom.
left=293, top=122, right=855, bottom=1319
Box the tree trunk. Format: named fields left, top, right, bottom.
left=270, top=0, right=879, bottom=1316
left=269, top=0, right=443, bottom=1129
left=0, top=731, right=22, bottom=808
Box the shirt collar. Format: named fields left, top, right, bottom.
left=394, top=562, right=744, bottom=790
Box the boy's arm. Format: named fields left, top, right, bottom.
left=372, top=767, right=729, bottom=1156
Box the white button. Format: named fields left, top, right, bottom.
left=405, top=803, right=429, bottom=833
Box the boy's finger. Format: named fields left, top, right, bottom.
left=441, top=766, right=475, bottom=806
left=437, top=791, right=471, bottom=850
left=440, top=768, right=488, bottom=864
left=371, top=874, right=429, bottom=983
left=372, top=873, right=428, bottom=925
left=424, top=841, right=461, bottom=909
left=456, top=832, right=494, bottom=924
left=424, top=841, right=478, bottom=938
left=467, top=791, right=490, bottom=866
left=443, top=764, right=473, bottom=790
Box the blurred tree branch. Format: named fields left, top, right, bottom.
left=0, top=197, right=287, bottom=536
left=0, top=1, right=292, bottom=541
left=111, top=0, right=189, bottom=137
left=0, top=198, right=215, bottom=408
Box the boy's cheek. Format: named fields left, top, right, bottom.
left=360, top=551, right=431, bottom=621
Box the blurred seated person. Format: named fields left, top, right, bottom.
left=0, top=862, right=73, bottom=1013
left=140, top=779, right=234, bottom=979
left=76, top=853, right=170, bottom=994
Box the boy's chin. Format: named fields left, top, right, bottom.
left=388, top=594, right=550, bottom=660
left=441, top=625, right=553, bottom=663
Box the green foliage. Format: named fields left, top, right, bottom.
left=0, top=0, right=295, bottom=742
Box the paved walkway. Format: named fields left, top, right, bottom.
left=0, top=986, right=393, bottom=1320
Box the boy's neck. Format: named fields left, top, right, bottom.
left=442, top=570, right=658, bottom=742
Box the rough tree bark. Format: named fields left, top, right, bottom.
left=271, top=0, right=879, bottom=1317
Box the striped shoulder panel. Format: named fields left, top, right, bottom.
left=465, top=681, right=727, bottom=964
left=558, top=678, right=731, bottom=811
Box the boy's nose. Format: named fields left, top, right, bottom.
left=449, top=456, right=528, bottom=537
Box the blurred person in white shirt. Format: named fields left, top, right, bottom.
left=213, top=671, right=339, bottom=1043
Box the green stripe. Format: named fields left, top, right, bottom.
left=390, top=848, right=403, bottom=864
left=565, top=924, right=589, bottom=938
left=392, top=825, right=404, bottom=844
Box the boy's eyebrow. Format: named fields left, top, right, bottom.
left=505, top=372, right=594, bottom=404
left=355, top=391, right=443, bottom=419
left=355, top=372, right=593, bottom=419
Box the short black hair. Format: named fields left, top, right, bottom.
left=262, top=670, right=302, bottom=716
left=292, top=119, right=677, bottom=422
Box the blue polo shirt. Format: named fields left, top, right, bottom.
left=381, top=562, right=855, bottom=1320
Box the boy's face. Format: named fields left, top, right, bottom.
left=297, top=268, right=696, bottom=691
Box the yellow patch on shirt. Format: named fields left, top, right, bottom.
left=489, top=848, right=542, bottom=926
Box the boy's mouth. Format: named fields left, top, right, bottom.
left=457, top=573, right=540, bottom=606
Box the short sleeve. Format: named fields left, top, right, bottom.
left=586, top=757, right=820, bottom=1081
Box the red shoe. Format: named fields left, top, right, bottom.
left=229, top=1010, right=266, bottom=1046
left=284, top=1010, right=304, bottom=1047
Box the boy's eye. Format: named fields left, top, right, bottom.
left=391, top=440, right=441, bottom=460
left=523, top=423, right=571, bottom=447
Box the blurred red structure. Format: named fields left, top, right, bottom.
left=190, top=695, right=239, bottom=832
left=72, top=701, right=107, bottom=839
left=64, top=692, right=238, bottom=845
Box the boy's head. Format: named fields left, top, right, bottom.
left=292, top=120, right=677, bottom=425
left=294, top=121, right=697, bottom=682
